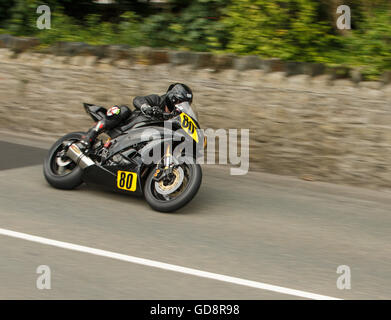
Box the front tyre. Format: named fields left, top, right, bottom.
left=43, top=132, right=85, bottom=190
left=144, top=162, right=202, bottom=213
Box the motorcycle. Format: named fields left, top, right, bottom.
left=43, top=101, right=206, bottom=212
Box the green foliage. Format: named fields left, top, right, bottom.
left=343, top=7, right=391, bottom=78
left=116, top=11, right=144, bottom=47
left=0, top=0, right=390, bottom=78
left=139, top=0, right=228, bottom=51
left=0, top=1, right=16, bottom=28
left=139, top=13, right=174, bottom=48
left=37, top=12, right=116, bottom=45
left=168, top=0, right=228, bottom=51
left=6, top=0, right=41, bottom=36
left=222, top=0, right=334, bottom=61
left=222, top=0, right=391, bottom=76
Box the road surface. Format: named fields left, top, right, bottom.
left=0, top=134, right=390, bottom=299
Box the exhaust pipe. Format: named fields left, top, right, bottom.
left=66, top=143, right=95, bottom=169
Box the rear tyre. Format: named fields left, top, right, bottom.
left=143, top=161, right=202, bottom=213
left=43, top=132, right=85, bottom=190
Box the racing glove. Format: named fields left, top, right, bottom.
left=141, top=104, right=162, bottom=118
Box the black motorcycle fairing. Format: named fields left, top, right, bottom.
left=81, top=163, right=117, bottom=189
left=108, top=124, right=191, bottom=156
left=119, top=111, right=151, bottom=132
left=100, top=109, right=204, bottom=165
left=83, top=103, right=107, bottom=122
left=104, top=111, right=162, bottom=140
left=108, top=127, right=165, bottom=156
left=81, top=161, right=144, bottom=195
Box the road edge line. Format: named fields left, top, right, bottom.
left=0, top=227, right=341, bottom=300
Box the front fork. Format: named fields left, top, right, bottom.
left=153, top=144, right=174, bottom=181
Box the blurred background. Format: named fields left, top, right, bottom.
left=0, top=0, right=390, bottom=78
left=0, top=0, right=390, bottom=188
left=1, top=1, right=391, bottom=301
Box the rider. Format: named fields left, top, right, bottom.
left=81, top=83, right=193, bottom=148
left=134, top=83, right=193, bottom=118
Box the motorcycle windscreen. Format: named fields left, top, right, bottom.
left=175, top=101, right=198, bottom=122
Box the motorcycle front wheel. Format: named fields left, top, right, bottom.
left=143, top=161, right=202, bottom=213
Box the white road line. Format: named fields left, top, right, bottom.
left=0, top=227, right=341, bottom=300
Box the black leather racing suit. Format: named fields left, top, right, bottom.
left=82, top=94, right=168, bottom=148
left=133, top=94, right=169, bottom=114
left=82, top=105, right=131, bottom=147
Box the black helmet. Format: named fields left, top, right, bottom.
left=165, top=83, right=193, bottom=111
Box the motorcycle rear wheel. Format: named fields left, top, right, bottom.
left=43, top=132, right=85, bottom=190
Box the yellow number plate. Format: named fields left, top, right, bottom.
left=117, top=171, right=137, bottom=192
left=180, top=113, right=199, bottom=142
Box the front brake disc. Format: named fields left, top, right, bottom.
left=154, top=167, right=185, bottom=196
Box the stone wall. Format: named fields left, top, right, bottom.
left=0, top=38, right=391, bottom=189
